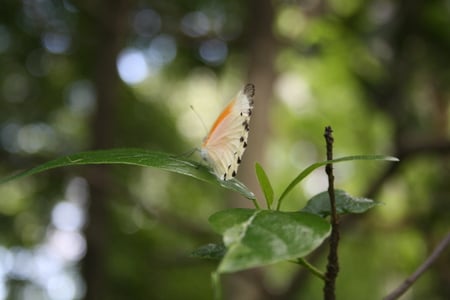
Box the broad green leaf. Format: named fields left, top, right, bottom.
left=0, top=148, right=255, bottom=200
left=277, top=155, right=399, bottom=209
left=302, top=189, right=381, bottom=217
left=209, top=208, right=331, bottom=273
left=191, top=243, right=227, bottom=260
left=255, top=163, right=274, bottom=209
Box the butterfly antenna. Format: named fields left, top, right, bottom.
left=190, top=105, right=209, bottom=135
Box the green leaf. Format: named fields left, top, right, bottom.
left=277, top=155, right=399, bottom=209
left=255, top=163, right=274, bottom=209
left=302, top=189, right=381, bottom=217
left=0, top=148, right=255, bottom=200
left=209, top=208, right=331, bottom=273
left=191, top=243, right=227, bottom=260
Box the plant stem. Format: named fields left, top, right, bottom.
left=297, top=258, right=326, bottom=281
left=323, top=126, right=340, bottom=300
left=383, top=232, right=450, bottom=300
left=211, top=271, right=222, bottom=300
left=251, top=198, right=260, bottom=209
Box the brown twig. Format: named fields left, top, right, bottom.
left=383, top=232, right=450, bottom=300
left=323, top=126, right=339, bottom=300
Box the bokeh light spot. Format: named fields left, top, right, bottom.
left=65, top=80, right=96, bottom=116
left=199, top=39, right=228, bottom=65
left=42, top=32, right=71, bottom=54
left=46, top=273, right=77, bottom=300
left=117, top=49, right=148, bottom=84
left=181, top=11, right=210, bottom=37
left=17, top=123, right=57, bottom=154
left=51, top=202, right=85, bottom=232
left=48, top=230, right=86, bottom=262
left=146, top=34, right=177, bottom=68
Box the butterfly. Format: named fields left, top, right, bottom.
left=200, top=83, right=255, bottom=180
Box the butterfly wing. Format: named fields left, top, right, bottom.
left=201, top=84, right=255, bottom=180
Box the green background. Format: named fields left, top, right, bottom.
left=0, top=0, right=449, bottom=299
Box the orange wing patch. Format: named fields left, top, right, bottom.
left=202, top=98, right=236, bottom=146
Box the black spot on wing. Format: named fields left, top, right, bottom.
left=232, top=170, right=236, bottom=177
left=242, top=120, right=250, bottom=131
left=244, top=83, right=255, bottom=98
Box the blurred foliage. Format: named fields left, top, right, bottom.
left=0, top=0, right=449, bottom=299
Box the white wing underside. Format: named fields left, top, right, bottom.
left=201, top=84, right=254, bottom=180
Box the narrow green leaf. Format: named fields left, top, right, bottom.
left=0, top=148, right=255, bottom=200
left=209, top=208, right=331, bottom=273
left=255, top=163, right=274, bottom=209
left=302, top=189, right=381, bottom=217
left=277, top=155, right=399, bottom=209
left=191, top=243, right=227, bottom=260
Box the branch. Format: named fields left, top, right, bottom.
left=323, top=126, right=340, bottom=300
left=383, top=232, right=450, bottom=300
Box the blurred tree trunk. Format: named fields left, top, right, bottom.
left=237, top=0, right=277, bottom=206
left=81, top=1, right=131, bottom=299
left=224, top=0, right=277, bottom=300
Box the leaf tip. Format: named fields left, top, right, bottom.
left=387, top=156, right=400, bottom=162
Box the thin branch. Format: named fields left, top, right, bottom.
left=383, top=232, right=450, bottom=300
left=323, top=126, right=340, bottom=300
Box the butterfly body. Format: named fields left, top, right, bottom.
left=201, top=84, right=255, bottom=180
